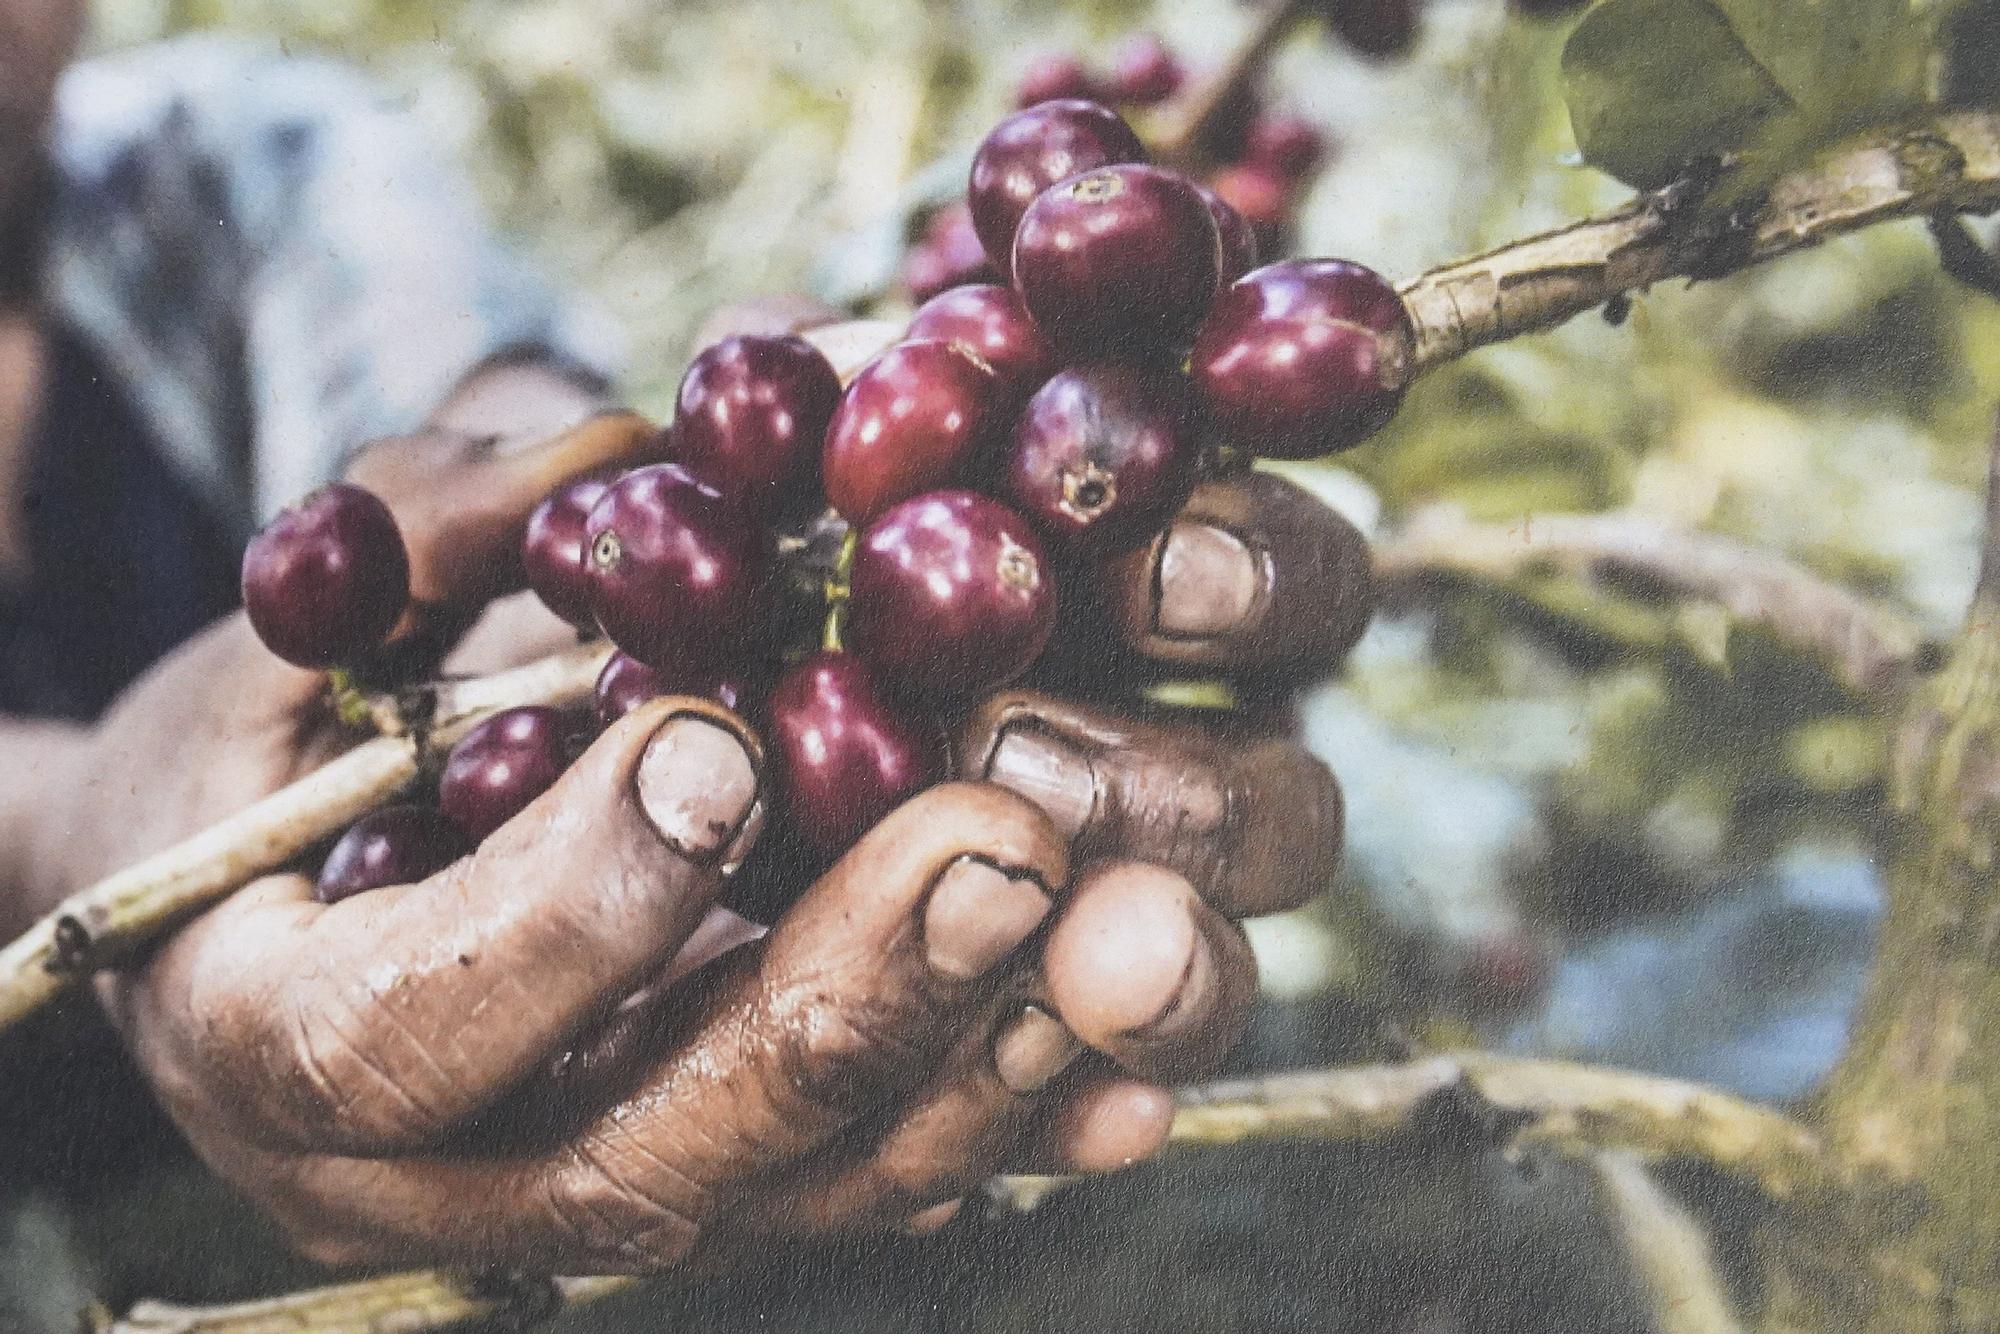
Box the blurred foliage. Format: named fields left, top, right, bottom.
left=92, top=0, right=2000, bottom=964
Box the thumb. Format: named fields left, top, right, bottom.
left=344, top=409, right=664, bottom=618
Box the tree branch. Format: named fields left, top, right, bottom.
left=1593, top=1150, right=1748, bottom=1334
left=97, top=1273, right=635, bottom=1334
left=0, top=642, right=612, bottom=1032
left=1374, top=506, right=1932, bottom=695
left=1400, top=111, right=2000, bottom=375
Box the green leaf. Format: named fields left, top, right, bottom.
left=1561, top=0, right=1944, bottom=195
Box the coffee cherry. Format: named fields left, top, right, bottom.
left=316, top=805, right=467, bottom=903
left=1245, top=113, right=1328, bottom=181
left=905, top=202, right=996, bottom=301
left=767, top=651, right=940, bottom=856
left=1015, top=52, right=1099, bottom=108
left=1007, top=367, right=1198, bottom=553
left=1190, top=259, right=1414, bottom=458
left=1107, top=33, right=1185, bottom=106
left=1196, top=182, right=1261, bottom=283
left=1208, top=163, right=1291, bottom=255
left=906, top=284, right=1056, bottom=395
left=594, top=650, right=760, bottom=726
left=584, top=464, right=767, bottom=670
left=522, top=473, right=612, bottom=628
left=849, top=490, right=1056, bottom=694
left=439, top=706, right=576, bottom=842
left=967, top=99, right=1145, bottom=269
left=823, top=340, right=1006, bottom=524
left=1326, top=0, right=1419, bottom=59
left=241, top=482, right=409, bottom=669
left=1013, top=164, right=1222, bottom=359
left=672, top=335, right=841, bottom=516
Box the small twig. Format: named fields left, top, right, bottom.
left=1152, top=0, right=1316, bottom=163
left=106, top=1054, right=1821, bottom=1332
left=1375, top=506, right=1931, bottom=695
left=1400, top=112, right=2000, bottom=374
left=0, top=641, right=612, bottom=1031
left=1594, top=1150, right=1748, bottom=1334
left=1929, top=214, right=2000, bottom=300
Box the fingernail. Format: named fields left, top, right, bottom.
left=1155, top=523, right=1261, bottom=639
left=1131, top=915, right=1219, bottom=1043
left=982, top=726, right=1094, bottom=838
left=994, top=1005, right=1082, bottom=1095
left=924, top=857, right=1052, bottom=982
left=637, top=714, right=761, bottom=865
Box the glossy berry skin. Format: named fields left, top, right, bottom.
left=672, top=335, right=841, bottom=514
left=849, top=490, right=1057, bottom=695
left=822, top=340, right=1004, bottom=524
left=439, top=707, right=576, bottom=843
left=906, top=284, right=1056, bottom=395
left=966, top=99, right=1145, bottom=269
left=1013, top=164, right=1222, bottom=359
left=1245, top=113, right=1328, bottom=181
left=1107, top=33, right=1185, bottom=105
left=1007, top=367, right=1197, bottom=554
left=583, top=464, right=766, bottom=670
left=522, top=473, right=612, bottom=628
left=1015, top=53, right=1099, bottom=108
left=1195, top=183, right=1260, bottom=284
left=767, top=651, right=940, bottom=856
left=241, top=483, right=408, bottom=669
left=1208, top=163, right=1291, bottom=254
left=904, top=202, right=996, bottom=301
left=594, top=650, right=760, bottom=727
left=1190, top=259, right=1415, bottom=458
left=316, top=805, right=467, bottom=904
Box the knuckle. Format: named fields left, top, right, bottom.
left=274, top=992, right=449, bottom=1149
left=543, top=1146, right=706, bottom=1272
left=759, top=980, right=941, bottom=1128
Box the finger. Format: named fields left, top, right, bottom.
left=1031, top=1074, right=1176, bottom=1173
left=343, top=409, right=664, bottom=614
left=1043, top=862, right=1257, bottom=1082
left=129, top=698, right=764, bottom=1156
left=959, top=690, right=1343, bottom=917
left=1096, top=470, right=1374, bottom=681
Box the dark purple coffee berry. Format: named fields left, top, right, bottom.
left=767, top=651, right=940, bottom=856
left=967, top=99, right=1145, bottom=269
left=1007, top=366, right=1198, bottom=553
left=1245, top=113, right=1328, bottom=181
left=316, top=805, right=467, bottom=903
left=523, top=473, right=612, bottom=628
left=583, top=464, right=767, bottom=671
left=849, top=490, right=1057, bottom=695
left=594, top=650, right=761, bottom=726
left=905, top=283, right=1056, bottom=394
left=241, top=482, right=409, bottom=669
left=1107, top=33, right=1185, bottom=106
left=672, top=334, right=841, bottom=514
left=1195, top=182, right=1261, bottom=283
left=1015, top=52, right=1101, bottom=108
left=823, top=340, right=1006, bottom=524
left=439, top=706, right=576, bottom=843
left=1190, top=258, right=1414, bottom=458
left=1012, top=163, right=1222, bottom=359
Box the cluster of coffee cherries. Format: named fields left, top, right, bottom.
left=240, top=93, right=1413, bottom=915
left=906, top=32, right=1330, bottom=302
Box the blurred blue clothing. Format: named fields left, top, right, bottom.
left=3, top=36, right=615, bottom=718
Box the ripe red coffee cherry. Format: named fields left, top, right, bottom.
left=1190, top=259, right=1415, bottom=458
left=1015, top=52, right=1100, bottom=108
left=1007, top=367, right=1198, bottom=553
left=905, top=202, right=996, bottom=301
left=241, top=482, right=409, bottom=669
left=849, top=490, right=1057, bottom=694
left=1208, top=163, right=1291, bottom=253
left=439, top=706, right=576, bottom=843
left=906, top=284, right=1056, bottom=394
left=1245, top=113, right=1328, bottom=181
left=1013, top=164, right=1222, bottom=359
left=767, top=651, right=941, bottom=856
left=823, top=340, right=1005, bottom=524
left=672, top=334, right=841, bottom=514
left=583, top=464, right=766, bottom=671
left=1195, top=182, right=1260, bottom=283
left=522, top=473, right=612, bottom=628
left=316, top=805, right=467, bottom=904
left=594, top=650, right=760, bottom=726
left=1107, top=33, right=1185, bottom=106
left=966, top=99, right=1145, bottom=268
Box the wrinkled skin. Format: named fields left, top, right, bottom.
left=38, top=319, right=1367, bottom=1275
